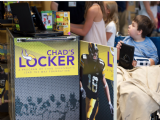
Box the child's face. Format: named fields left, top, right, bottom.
left=104, top=5, right=110, bottom=16
left=128, top=21, right=139, bottom=38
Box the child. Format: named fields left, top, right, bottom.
left=116, top=15, right=159, bottom=67
left=71, top=2, right=107, bottom=46
left=104, top=1, right=119, bottom=47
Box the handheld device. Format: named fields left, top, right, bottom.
left=119, top=43, right=135, bottom=69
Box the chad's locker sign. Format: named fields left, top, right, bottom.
left=14, top=39, right=78, bottom=78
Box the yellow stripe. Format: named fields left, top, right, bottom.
left=86, top=97, right=97, bottom=119
left=0, top=88, right=4, bottom=94
left=5, top=80, right=9, bottom=90
left=89, top=43, right=92, bottom=48
left=102, top=70, right=105, bottom=76
left=80, top=61, right=84, bottom=68
left=81, top=59, right=84, bottom=63
left=4, top=68, right=9, bottom=74
left=1, top=96, right=4, bottom=103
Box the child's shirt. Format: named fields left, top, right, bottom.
left=105, top=21, right=116, bottom=47
left=123, top=36, right=159, bottom=65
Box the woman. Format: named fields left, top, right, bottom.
left=71, top=2, right=107, bottom=46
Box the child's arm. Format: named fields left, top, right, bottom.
left=71, top=7, right=96, bottom=36
left=116, top=41, right=123, bottom=60
left=105, top=22, right=116, bottom=42
left=149, top=59, right=155, bottom=65
left=106, top=32, right=112, bottom=42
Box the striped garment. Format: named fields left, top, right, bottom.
left=134, top=57, right=150, bottom=66
left=123, top=36, right=159, bottom=65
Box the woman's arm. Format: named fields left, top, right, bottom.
left=71, top=23, right=84, bottom=29
left=50, top=2, right=58, bottom=11
left=71, top=7, right=96, bottom=36
left=143, top=1, right=157, bottom=28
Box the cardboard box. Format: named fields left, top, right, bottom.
left=56, top=12, right=70, bottom=35
left=41, top=11, right=56, bottom=30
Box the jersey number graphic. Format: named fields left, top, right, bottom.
left=87, top=74, right=98, bottom=93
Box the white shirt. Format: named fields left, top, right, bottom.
left=150, top=5, right=158, bottom=18
left=139, top=1, right=157, bottom=19
left=105, top=21, right=116, bottom=47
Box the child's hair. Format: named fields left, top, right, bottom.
left=104, top=1, right=119, bottom=32
left=84, top=2, right=106, bottom=19
left=133, top=15, right=154, bottom=38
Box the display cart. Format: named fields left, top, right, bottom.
left=6, top=28, right=80, bottom=120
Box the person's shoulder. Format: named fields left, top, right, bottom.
left=107, top=21, right=116, bottom=28
left=145, top=37, right=156, bottom=46
left=145, top=36, right=152, bottom=41
left=123, top=36, right=132, bottom=42
left=110, top=21, right=116, bottom=25
left=144, top=37, right=154, bottom=43
left=88, top=4, right=99, bottom=14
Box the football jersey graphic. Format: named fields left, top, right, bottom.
left=81, top=54, right=105, bottom=99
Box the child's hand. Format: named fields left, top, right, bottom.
left=116, top=41, right=123, bottom=50
left=116, top=41, right=123, bottom=60
left=132, top=60, right=137, bottom=67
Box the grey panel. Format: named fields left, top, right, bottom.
left=15, top=76, right=79, bottom=120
